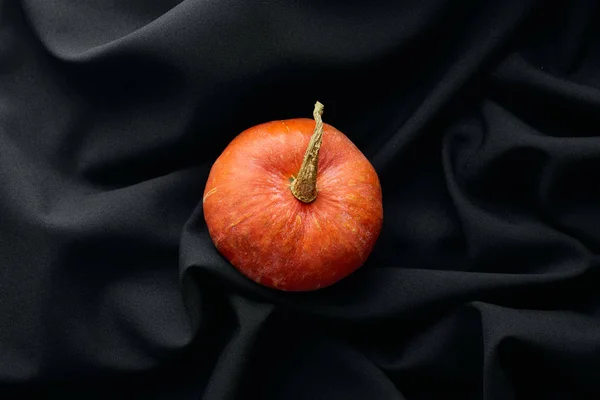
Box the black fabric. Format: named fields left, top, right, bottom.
left=1, top=0, right=600, bottom=398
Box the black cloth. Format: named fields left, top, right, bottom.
left=1, top=0, right=600, bottom=398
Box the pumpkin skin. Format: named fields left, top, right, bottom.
left=203, top=115, right=383, bottom=291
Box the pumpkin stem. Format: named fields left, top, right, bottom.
left=291, top=101, right=325, bottom=203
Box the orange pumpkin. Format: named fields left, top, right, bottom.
left=203, top=102, right=383, bottom=291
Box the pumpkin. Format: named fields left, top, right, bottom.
left=202, top=102, right=383, bottom=291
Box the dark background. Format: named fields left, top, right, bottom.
left=1, top=0, right=600, bottom=398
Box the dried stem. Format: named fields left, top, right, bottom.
left=290, top=101, right=325, bottom=203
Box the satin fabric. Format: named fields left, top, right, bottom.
left=1, top=0, right=599, bottom=398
